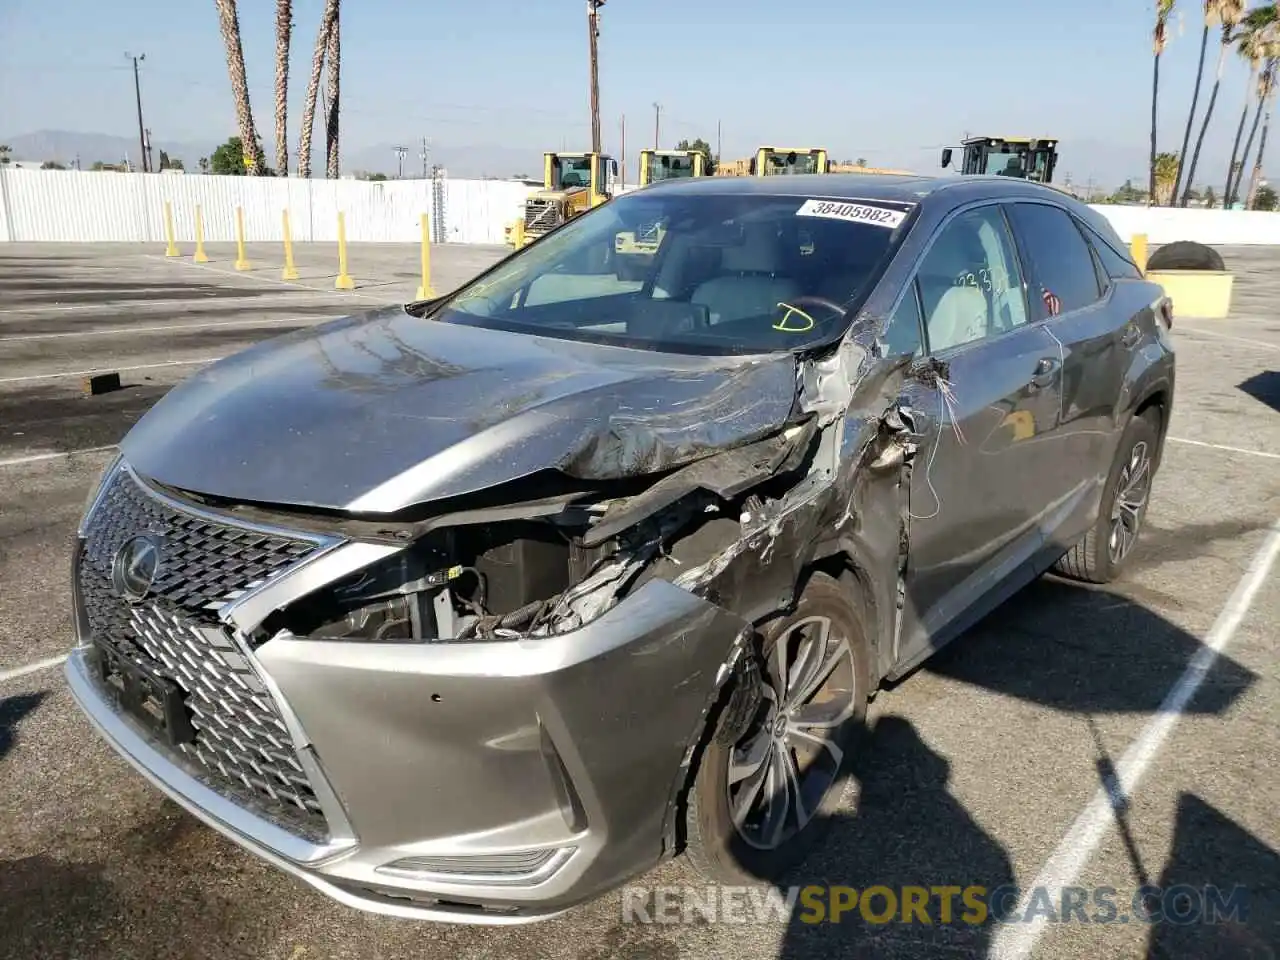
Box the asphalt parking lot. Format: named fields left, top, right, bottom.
left=1, top=241, right=1276, bottom=960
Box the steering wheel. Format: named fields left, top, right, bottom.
left=772, top=295, right=847, bottom=334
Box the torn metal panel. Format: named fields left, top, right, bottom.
left=663, top=352, right=920, bottom=636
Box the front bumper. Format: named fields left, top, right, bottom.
left=68, top=575, right=748, bottom=922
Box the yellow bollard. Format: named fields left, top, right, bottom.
left=1130, top=232, right=1148, bottom=275
left=415, top=213, right=435, bottom=300
left=234, top=206, right=251, bottom=271
left=334, top=211, right=355, bottom=290
left=281, top=209, right=300, bottom=281
left=163, top=201, right=180, bottom=257
left=193, top=204, right=210, bottom=263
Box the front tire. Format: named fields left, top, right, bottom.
left=683, top=571, right=870, bottom=885
left=1055, top=409, right=1160, bottom=584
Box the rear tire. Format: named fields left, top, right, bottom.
left=683, top=572, right=870, bottom=885
left=1055, top=409, right=1160, bottom=584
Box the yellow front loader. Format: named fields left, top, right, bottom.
left=715, top=147, right=831, bottom=177
left=611, top=149, right=710, bottom=261
left=638, top=148, right=707, bottom=185
left=505, top=152, right=618, bottom=248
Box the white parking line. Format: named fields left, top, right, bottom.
left=1168, top=436, right=1280, bottom=460
left=0, top=654, right=69, bottom=686
left=989, top=520, right=1280, bottom=960
left=0, top=316, right=318, bottom=342
left=1175, top=325, right=1280, bottom=352
left=144, top=254, right=390, bottom=303
left=0, top=357, right=220, bottom=384
left=0, top=446, right=117, bottom=468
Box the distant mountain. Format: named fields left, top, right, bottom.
left=2, top=129, right=547, bottom=180
left=2, top=130, right=211, bottom=170
left=336, top=142, right=546, bottom=180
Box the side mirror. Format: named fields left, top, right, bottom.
left=941, top=148, right=953, bottom=168
left=611, top=160, right=619, bottom=177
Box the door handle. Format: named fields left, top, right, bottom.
left=1029, top=356, right=1060, bottom=389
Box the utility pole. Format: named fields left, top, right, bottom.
left=620, top=114, right=626, bottom=187
left=145, top=128, right=154, bottom=173
left=394, top=145, right=408, bottom=178
left=587, top=1, right=605, bottom=154
left=420, top=137, right=429, bottom=178
left=126, top=52, right=148, bottom=172
left=716, top=120, right=722, bottom=165
left=653, top=102, right=661, bottom=149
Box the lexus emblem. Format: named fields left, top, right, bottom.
left=112, top=534, right=163, bottom=603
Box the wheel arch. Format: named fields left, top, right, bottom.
left=659, top=551, right=886, bottom=859
left=1131, top=383, right=1172, bottom=471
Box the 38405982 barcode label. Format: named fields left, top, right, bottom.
left=795, top=199, right=907, bottom=228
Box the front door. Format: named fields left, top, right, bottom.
left=890, top=203, right=1067, bottom=669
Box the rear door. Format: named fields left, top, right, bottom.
left=892, top=203, right=1067, bottom=669
left=1003, top=201, right=1131, bottom=550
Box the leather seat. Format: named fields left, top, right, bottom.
left=690, top=225, right=801, bottom=325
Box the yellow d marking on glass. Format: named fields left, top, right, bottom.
left=774, top=303, right=816, bottom=333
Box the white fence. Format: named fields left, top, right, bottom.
left=3, top=167, right=1280, bottom=247
left=0, top=168, right=536, bottom=246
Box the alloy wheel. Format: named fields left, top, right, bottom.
left=1109, top=439, right=1152, bottom=565
left=726, top=615, right=857, bottom=851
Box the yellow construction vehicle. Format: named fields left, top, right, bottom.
left=638, top=148, right=707, bottom=185
left=506, top=151, right=618, bottom=247
left=610, top=149, right=710, bottom=262
left=715, top=147, right=831, bottom=177
left=940, top=136, right=1059, bottom=184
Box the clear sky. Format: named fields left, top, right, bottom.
left=0, top=0, right=1270, bottom=188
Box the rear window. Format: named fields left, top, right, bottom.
left=1085, top=226, right=1143, bottom=280
left=1006, top=202, right=1104, bottom=314
left=434, top=191, right=915, bottom=355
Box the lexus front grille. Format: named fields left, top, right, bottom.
left=78, top=464, right=332, bottom=840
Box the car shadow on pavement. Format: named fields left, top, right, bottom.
left=774, top=714, right=1015, bottom=960
left=0, top=691, right=46, bottom=761
left=921, top=573, right=1258, bottom=716
left=772, top=574, right=1258, bottom=959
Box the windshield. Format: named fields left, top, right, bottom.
left=646, top=153, right=696, bottom=182
left=434, top=191, right=914, bottom=355
left=554, top=156, right=593, bottom=189
left=762, top=151, right=821, bottom=175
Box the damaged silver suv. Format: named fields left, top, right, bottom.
left=67, top=174, right=1175, bottom=922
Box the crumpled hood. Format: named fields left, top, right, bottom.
left=120, top=306, right=800, bottom=514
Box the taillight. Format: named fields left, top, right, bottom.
left=1158, top=298, right=1174, bottom=330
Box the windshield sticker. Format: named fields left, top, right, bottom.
left=796, top=199, right=906, bottom=229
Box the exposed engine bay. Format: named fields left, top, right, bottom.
left=204, top=338, right=922, bottom=651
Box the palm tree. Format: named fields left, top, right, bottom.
left=1173, top=2, right=1218, bottom=204
left=324, top=0, right=342, bottom=179
left=297, top=0, right=338, bottom=178
left=1154, top=151, right=1182, bottom=204
left=1150, top=0, right=1177, bottom=207
left=1181, top=1, right=1246, bottom=205
left=274, top=0, right=292, bottom=176
left=1246, top=59, right=1279, bottom=204
left=1225, top=5, right=1277, bottom=204
left=214, top=0, right=265, bottom=176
